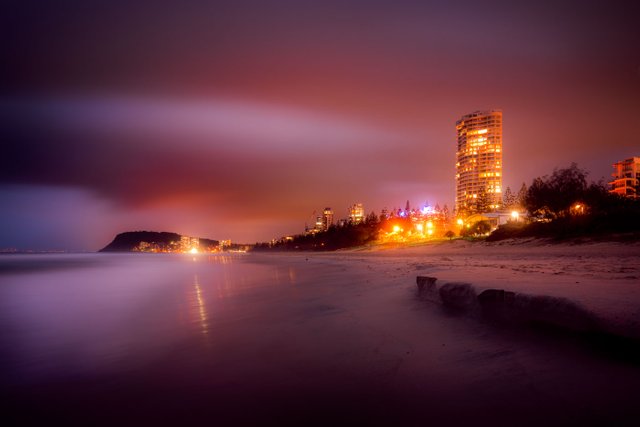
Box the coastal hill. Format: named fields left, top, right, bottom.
left=99, top=231, right=219, bottom=253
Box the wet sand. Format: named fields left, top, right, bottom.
left=2, top=247, right=640, bottom=426
left=318, top=239, right=640, bottom=338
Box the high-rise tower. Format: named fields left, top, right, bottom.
left=349, top=203, right=364, bottom=224
left=322, top=207, right=334, bottom=231
left=455, top=110, right=503, bottom=215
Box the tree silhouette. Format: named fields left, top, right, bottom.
left=503, top=186, right=516, bottom=209
left=516, top=182, right=528, bottom=209
left=365, top=211, right=378, bottom=225
left=475, top=188, right=492, bottom=213
left=442, top=204, right=450, bottom=221
left=525, top=163, right=588, bottom=219
left=461, top=220, right=492, bottom=237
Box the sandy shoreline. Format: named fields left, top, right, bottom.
left=260, top=239, right=640, bottom=339
left=3, top=247, right=640, bottom=426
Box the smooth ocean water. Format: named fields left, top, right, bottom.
left=1, top=253, right=639, bottom=426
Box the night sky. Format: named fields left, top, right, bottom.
left=1, top=0, right=639, bottom=250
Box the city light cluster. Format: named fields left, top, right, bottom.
left=133, top=236, right=237, bottom=253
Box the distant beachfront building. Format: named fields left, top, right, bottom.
left=307, top=207, right=334, bottom=234
left=609, top=157, right=640, bottom=199
left=455, top=110, right=503, bottom=215
left=349, top=203, right=364, bottom=224
left=322, top=208, right=334, bottom=231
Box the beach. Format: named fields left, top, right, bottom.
left=320, top=239, right=640, bottom=338
left=1, top=241, right=640, bottom=426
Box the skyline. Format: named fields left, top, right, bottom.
left=1, top=0, right=639, bottom=250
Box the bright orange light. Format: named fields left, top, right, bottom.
left=456, top=218, right=464, bottom=226
left=571, top=203, right=585, bottom=215
left=416, top=223, right=423, bottom=232
left=426, top=221, right=433, bottom=229
left=190, top=247, right=199, bottom=254
left=392, top=225, right=401, bottom=233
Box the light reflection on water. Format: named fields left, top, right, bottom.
left=0, top=253, right=288, bottom=383
left=273, top=264, right=297, bottom=286
left=191, top=274, right=209, bottom=337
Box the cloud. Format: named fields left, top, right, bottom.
left=17, top=96, right=395, bottom=152
left=3, top=0, right=638, bottom=248
left=1, top=94, right=418, bottom=214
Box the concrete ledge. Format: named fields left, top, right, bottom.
left=417, top=275, right=600, bottom=335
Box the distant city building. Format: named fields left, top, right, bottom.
left=609, top=157, right=640, bottom=199
left=322, top=207, right=334, bottom=231
left=314, top=215, right=324, bottom=232
left=455, top=110, right=503, bottom=215
left=349, top=203, right=365, bottom=224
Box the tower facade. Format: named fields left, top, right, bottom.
left=455, top=110, right=503, bottom=215
left=609, top=157, right=640, bottom=199
left=322, top=208, right=334, bottom=231
left=349, top=203, right=364, bottom=224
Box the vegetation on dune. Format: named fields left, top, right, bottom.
left=254, top=214, right=382, bottom=251
left=488, top=163, right=640, bottom=241
left=460, top=220, right=492, bottom=238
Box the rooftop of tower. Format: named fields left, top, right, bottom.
left=456, top=109, right=502, bottom=124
